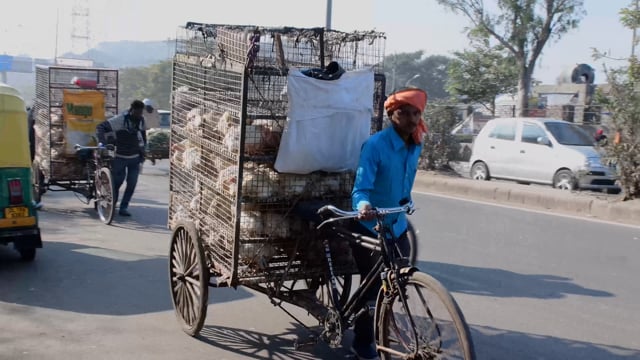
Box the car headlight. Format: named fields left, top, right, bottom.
left=583, top=157, right=602, bottom=168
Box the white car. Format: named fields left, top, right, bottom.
left=469, top=117, right=620, bottom=192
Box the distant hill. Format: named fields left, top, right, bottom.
left=61, top=40, right=175, bottom=69
left=5, top=40, right=175, bottom=105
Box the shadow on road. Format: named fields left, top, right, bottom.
left=109, top=205, right=170, bottom=234
left=0, top=241, right=253, bottom=315
left=197, top=324, right=351, bottom=360
left=417, top=261, right=614, bottom=299
left=471, top=324, right=640, bottom=360
left=195, top=322, right=640, bottom=360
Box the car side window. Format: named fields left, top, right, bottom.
left=521, top=123, right=547, bottom=144
left=488, top=122, right=516, bottom=141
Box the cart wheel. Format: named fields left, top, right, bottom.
left=169, top=222, right=209, bottom=336
left=95, top=168, right=115, bottom=225
left=31, top=163, right=45, bottom=203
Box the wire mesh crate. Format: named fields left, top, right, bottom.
left=33, top=65, right=118, bottom=181
left=169, top=23, right=386, bottom=287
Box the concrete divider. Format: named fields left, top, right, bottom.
left=413, top=171, right=640, bottom=226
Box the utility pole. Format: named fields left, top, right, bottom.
left=326, top=0, right=332, bottom=30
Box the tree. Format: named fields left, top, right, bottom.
left=446, top=44, right=519, bottom=115
left=436, top=0, right=585, bottom=116
left=419, top=101, right=460, bottom=170
left=593, top=2, right=640, bottom=200
left=118, top=60, right=172, bottom=112
left=384, top=52, right=452, bottom=99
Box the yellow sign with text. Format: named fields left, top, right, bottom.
left=62, top=90, right=106, bottom=155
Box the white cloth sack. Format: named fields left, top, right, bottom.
left=274, top=67, right=374, bottom=174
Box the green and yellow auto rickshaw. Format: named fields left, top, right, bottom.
left=0, top=83, right=42, bottom=261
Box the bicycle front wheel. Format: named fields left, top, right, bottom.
left=376, top=271, right=475, bottom=360
left=95, top=167, right=115, bottom=225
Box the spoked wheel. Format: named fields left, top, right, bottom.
left=169, top=222, right=209, bottom=336
left=95, top=168, right=115, bottom=225
left=376, top=271, right=476, bottom=360
left=406, top=221, right=418, bottom=266
left=307, top=273, right=352, bottom=310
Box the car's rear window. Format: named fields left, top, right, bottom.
left=488, top=122, right=516, bottom=141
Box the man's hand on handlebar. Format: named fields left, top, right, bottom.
left=358, top=204, right=376, bottom=221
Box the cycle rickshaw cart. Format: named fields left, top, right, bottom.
left=168, top=23, right=475, bottom=359
left=32, top=65, right=119, bottom=224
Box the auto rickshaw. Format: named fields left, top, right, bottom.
left=0, top=82, right=42, bottom=261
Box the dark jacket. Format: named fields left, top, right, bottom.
left=96, top=112, right=147, bottom=158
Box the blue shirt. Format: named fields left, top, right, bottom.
left=352, top=126, right=422, bottom=237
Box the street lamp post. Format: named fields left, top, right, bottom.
left=406, top=74, right=421, bottom=87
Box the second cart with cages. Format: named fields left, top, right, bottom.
left=167, top=23, right=389, bottom=336
left=32, top=65, right=119, bottom=223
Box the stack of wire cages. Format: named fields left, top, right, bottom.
left=33, top=65, right=118, bottom=185
left=169, top=23, right=386, bottom=288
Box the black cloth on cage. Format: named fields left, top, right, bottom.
left=301, top=61, right=345, bottom=81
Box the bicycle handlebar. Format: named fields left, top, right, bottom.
left=316, top=200, right=416, bottom=230
left=74, top=143, right=115, bottom=151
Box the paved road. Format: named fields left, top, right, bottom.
left=1, top=161, right=638, bottom=359
left=411, top=190, right=640, bottom=360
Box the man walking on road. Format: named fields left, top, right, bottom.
left=96, top=100, right=147, bottom=217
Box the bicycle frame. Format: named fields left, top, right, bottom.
left=317, top=204, right=420, bottom=345
left=74, top=145, right=113, bottom=201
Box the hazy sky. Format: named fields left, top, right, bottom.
left=0, top=0, right=631, bottom=84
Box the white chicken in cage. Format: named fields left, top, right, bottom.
left=241, top=166, right=277, bottom=200
left=217, top=111, right=233, bottom=134
left=182, top=144, right=201, bottom=170
left=277, top=173, right=309, bottom=198
left=185, top=106, right=204, bottom=133
left=240, top=210, right=263, bottom=237
left=216, top=165, right=238, bottom=196
left=223, top=124, right=271, bottom=155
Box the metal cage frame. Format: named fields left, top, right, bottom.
left=33, top=65, right=118, bottom=191
left=168, top=23, right=387, bottom=288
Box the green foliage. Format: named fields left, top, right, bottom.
left=446, top=45, right=519, bottom=115
left=384, top=52, right=452, bottom=99
left=118, top=60, right=172, bottom=112
left=419, top=102, right=460, bottom=170
left=147, top=130, right=171, bottom=153
left=594, top=2, right=640, bottom=200
left=436, top=0, right=585, bottom=116
left=596, top=61, right=640, bottom=199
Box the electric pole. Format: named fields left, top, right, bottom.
left=326, top=0, right=332, bottom=30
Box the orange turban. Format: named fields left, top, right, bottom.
left=384, top=88, right=428, bottom=114
left=384, top=88, right=429, bottom=144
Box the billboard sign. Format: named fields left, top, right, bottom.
left=0, top=55, right=34, bottom=73
left=0, top=55, right=13, bottom=71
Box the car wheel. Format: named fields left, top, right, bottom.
left=553, top=170, right=575, bottom=191
left=470, top=162, right=490, bottom=181
left=606, top=188, right=622, bottom=195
